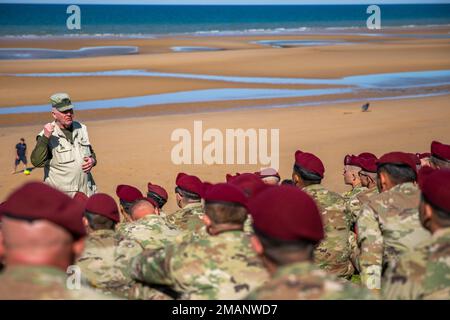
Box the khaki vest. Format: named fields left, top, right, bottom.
left=38, top=121, right=96, bottom=197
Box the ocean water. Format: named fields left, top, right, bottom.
left=0, top=4, right=449, bottom=37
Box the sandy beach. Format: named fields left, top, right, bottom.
left=0, top=27, right=449, bottom=212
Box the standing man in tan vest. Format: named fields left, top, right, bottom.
left=31, top=93, right=97, bottom=197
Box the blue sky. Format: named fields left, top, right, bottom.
left=2, top=0, right=450, bottom=4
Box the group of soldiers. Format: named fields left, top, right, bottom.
left=0, top=140, right=448, bottom=300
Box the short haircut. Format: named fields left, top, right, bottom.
left=293, top=164, right=322, bottom=184
left=84, top=211, right=116, bottom=231
left=254, top=228, right=317, bottom=266
left=147, top=192, right=167, bottom=209
left=120, top=199, right=134, bottom=215
left=20, top=138, right=25, bottom=142
left=421, top=194, right=450, bottom=226
left=204, top=201, right=247, bottom=225
left=431, top=156, right=450, bottom=169
left=281, top=179, right=294, bottom=185
left=175, top=186, right=201, bottom=201
left=377, top=163, right=416, bottom=184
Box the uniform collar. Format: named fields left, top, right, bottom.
left=1, top=265, right=67, bottom=281
left=183, top=202, right=203, bottom=210
left=432, top=227, right=450, bottom=242
left=302, top=184, right=324, bottom=192
left=90, top=229, right=116, bottom=237
left=273, top=261, right=318, bottom=279
left=389, top=181, right=417, bottom=193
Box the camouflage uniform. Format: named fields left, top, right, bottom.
left=343, top=185, right=368, bottom=202
left=130, top=230, right=269, bottom=300
left=356, top=182, right=431, bottom=290
left=0, top=265, right=112, bottom=299
left=346, top=187, right=379, bottom=273
left=383, top=227, right=450, bottom=300
left=165, top=202, right=204, bottom=230
left=246, top=262, right=374, bottom=300
left=303, top=184, right=354, bottom=279
left=76, top=229, right=171, bottom=300
left=116, top=214, right=181, bottom=250
left=346, top=187, right=379, bottom=226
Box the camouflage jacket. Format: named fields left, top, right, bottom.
left=383, top=227, right=450, bottom=300
left=130, top=230, right=269, bottom=300
left=0, top=265, right=112, bottom=300
left=76, top=229, right=171, bottom=300
left=346, top=186, right=378, bottom=227
left=246, top=261, right=374, bottom=300
left=164, top=202, right=204, bottom=233
left=116, top=214, right=181, bottom=250
left=303, top=184, right=354, bottom=279
left=343, top=185, right=368, bottom=201
left=356, top=182, right=431, bottom=290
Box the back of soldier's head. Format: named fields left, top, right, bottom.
left=418, top=168, right=450, bottom=229
left=292, top=164, right=322, bottom=186
left=248, top=185, right=323, bottom=266
left=430, top=140, right=450, bottom=170
left=203, top=183, right=248, bottom=226
left=84, top=211, right=116, bottom=231
left=130, top=199, right=157, bottom=221
left=2, top=217, right=75, bottom=265
left=84, top=193, right=120, bottom=231
left=0, top=182, right=86, bottom=269
left=377, top=163, right=416, bottom=185
left=205, top=202, right=247, bottom=226
left=376, top=152, right=417, bottom=190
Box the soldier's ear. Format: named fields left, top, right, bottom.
left=82, top=217, right=89, bottom=229
left=379, top=171, right=390, bottom=192
left=250, top=235, right=264, bottom=255
left=202, top=214, right=212, bottom=227
left=72, top=238, right=85, bottom=260
left=423, top=202, right=434, bottom=221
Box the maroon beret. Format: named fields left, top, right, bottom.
left=176, top=172, right=204, bottom=196
left=0, top=182, right=86, bottom=239
left=431, top=140, right=450, bottom=161
left=377, top=152, right=418, bottom=175
left=344, top=154, right=360, bottom=167
left=86, top=193, right=120, bottom=223
left=418, top=168, right=450, bottom=212
left=147, top=182, right=168, bottom=202
left=358, top=152, right=377, bottom=160
left=294, top=150, right=325, bottom=178
left=227, top=173, right=266, bottom=197
left=204, top=183, right=247, bottom=207
left=73, top=192, right=89, bottom=209
left=256, top=168, right=281, bottom=180
left=248, top=185, right=324, bottom=242
left=116, top=184, right=143, bottom=203
left=357, top=157, right=378, bottom=173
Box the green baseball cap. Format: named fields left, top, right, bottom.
left=50, top=93, right=74, bottom=112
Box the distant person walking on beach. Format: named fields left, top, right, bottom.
left=31, top=93, right=97, bottom=197
left=12, top=138, right=27, bottom=174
